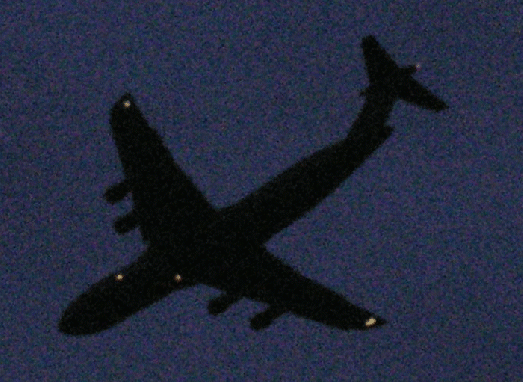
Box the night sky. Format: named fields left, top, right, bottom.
left=3, top=1, right=522, bottom=380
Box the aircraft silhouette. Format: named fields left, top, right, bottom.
left=59, top=36, right=447, bottom=335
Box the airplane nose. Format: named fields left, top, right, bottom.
left=58, top=294, right=106, bottom=335
left=58, top=288, right=123, bottom=335
left=58, top=303, right=106, bottom=335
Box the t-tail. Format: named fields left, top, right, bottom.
left=361, top=36, right=448, bottom=111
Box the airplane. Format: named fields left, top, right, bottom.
left=58, top=36, right=447, bottom=335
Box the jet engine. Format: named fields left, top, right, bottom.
left=104, top=181, right=129, bottom=204
left=208, top=294, right=241, bottom=316
left=250, top=313, right=273, bottom=330
left=250, top=306, right=286, bottom=330
left=114, top=211, right=138, bottom=235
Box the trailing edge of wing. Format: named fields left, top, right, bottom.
left=399, top=77, right=448, bottom=111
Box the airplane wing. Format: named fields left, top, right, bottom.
left=361, top=35, right=399, bottom=84
left=59, top=244, right=384, bottom=334
left=199, top=246, right=386, bottom=331
left=108, top=94, right=216, bottom=244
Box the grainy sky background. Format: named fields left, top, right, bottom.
left=2, top=1, right=522, bottom=380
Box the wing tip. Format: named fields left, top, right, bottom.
left=361, top=35, right=378, bottom=48
left=117, top=92, right=135, bottom=106
left=111, top=93, right=137, bottom=116
left=364, top=315, right=387, bottom=329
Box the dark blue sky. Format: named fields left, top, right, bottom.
left=3, top=1, right=522, bottom=380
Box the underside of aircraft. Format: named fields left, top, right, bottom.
left=59, top=36, right=447, bottom=335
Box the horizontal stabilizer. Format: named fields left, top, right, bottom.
left=398, top=76, right=448, bottom=111
left=362, top=35, right=448, bottom=111
left=250, top=306, right=286, bottom=330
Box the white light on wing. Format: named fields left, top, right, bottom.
left=174, top=274, right=182, bottom=283
left=365, top=317, right=377, bottom=327
left=115, top=274, right=124, bottom=281
left=123, top=100, right=131, bottom=108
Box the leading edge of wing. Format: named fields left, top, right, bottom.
left=108, top=93, right=216, bottom=244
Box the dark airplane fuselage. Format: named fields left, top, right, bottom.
left=59, top=35, right=449, bottom=335
left=219, top=89, right=395, bottom=246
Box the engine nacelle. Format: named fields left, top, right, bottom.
left=250, top=306, right=286, bottom=330
left=114, top=211, right=138, bottom=235
left=250, top=313, right=273, bottom=331
left=104, top=181, right=130, bottom=204
left=208, top=294, right=241, bottom=316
